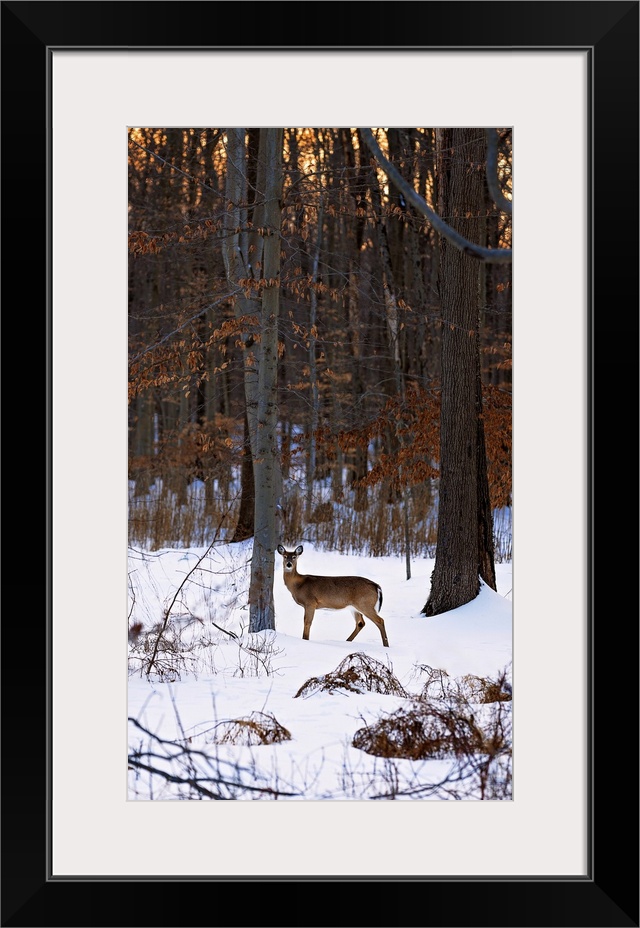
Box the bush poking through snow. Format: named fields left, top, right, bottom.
left=415, top=663, right=512, bottom=703
left=293, top=652, right=409, bottom=699
left=353, top=703, right=486, bottom=760
left=210, top=711, right=292, bottom=746
left=458, top=673, right=512, bottom=704
left=352, top=693, right=512, bottom=766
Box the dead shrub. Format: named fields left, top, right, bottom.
left=128, top=621, right=200, bottom=682
left=352, top=662, right=513, bottom=773
left=415, top=664, right=512, bottom=704
left=458, top=674, right=512, bottom=703
left=415, top=664, right=452, bottom=699
left=210, top=711, right=292, bottom=746
left=352, top=702, right=489, bottom=759
left=294, top=652, right=409, bottom=699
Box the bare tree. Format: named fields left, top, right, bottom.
left=247, top=128, right=284, bottom=631
left=222, top=127, right=284, bottom=631
left=423, top=128, right=498, bottom=613
left=361, top=127, right=507, bottom=613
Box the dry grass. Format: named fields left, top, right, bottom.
left=128, top=469, right=511, bottom=561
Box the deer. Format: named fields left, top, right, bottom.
left=276, top=544, right=389, bottom=647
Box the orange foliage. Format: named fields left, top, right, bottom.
left=308, top=381, right=511, bottom=508
left=480, top=383, right=512, bottom=508
left=128, top=220, right=219, bottom=257
left=128, top=416, right=240, bottom=483
left=128, top=314, right=257, bottom=402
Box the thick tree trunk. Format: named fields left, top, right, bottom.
left=423, top=128, right=496, bottom=616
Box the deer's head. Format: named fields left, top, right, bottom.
left=277, top=544, right=303, bottom=571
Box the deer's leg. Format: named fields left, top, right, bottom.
left=346, top=610, right=366, bottom=642
left=302, top=605, right=316, bottom=641
left=362, top=609, right=390, bottom=648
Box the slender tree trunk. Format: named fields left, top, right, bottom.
left=230, top=407, right=255, bottom=542
left=222, top=128, right=262, bottom=539
left=306, top=198, right=324, bottom=520
left=476, top=371, right=497, bottom=587
left=132, top=392, right=153, bottom=496
left=347, top=264, right=368, bottom=511
left=247, top=127, right=284, bottom=632
left=370, top=167, right=412, bottom=579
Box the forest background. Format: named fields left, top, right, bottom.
left=128, top=127, right=512, bottom=626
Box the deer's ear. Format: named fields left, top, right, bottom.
left=277, top=544, right=285, bottom=555
left=296, top=545, right=304, bottom=555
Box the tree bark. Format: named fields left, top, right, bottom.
left=247, top=128, right=284, bottom=633
left=222, top=128, right=262, bottom=539
left=369, top=156, right=412, bottom=578
left=423, top=128, right=496, bottom=616
left=230, top=407, right=255, bottom=542
left=305, top=197, right=324, bottom=519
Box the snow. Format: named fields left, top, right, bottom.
left=128, top=541, right=512, bottom=802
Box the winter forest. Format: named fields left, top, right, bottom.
left=127, top=127, right=513, bottom=801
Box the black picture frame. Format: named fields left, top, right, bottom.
left=2, top=2, right=638, bottom=926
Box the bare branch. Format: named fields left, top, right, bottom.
left=144, top=516, right=230, bottom=676
left=360, top=128, right=512, bottom=264
left=129, top=135, right=222, bottom=194
left=485, top=129, right=512, bottom=215
left=129, top=290, right=242, bottom=365
left=128, top=718, right=298, bottom=798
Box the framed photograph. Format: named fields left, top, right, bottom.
left=3, top=1, right=637, bottom=926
